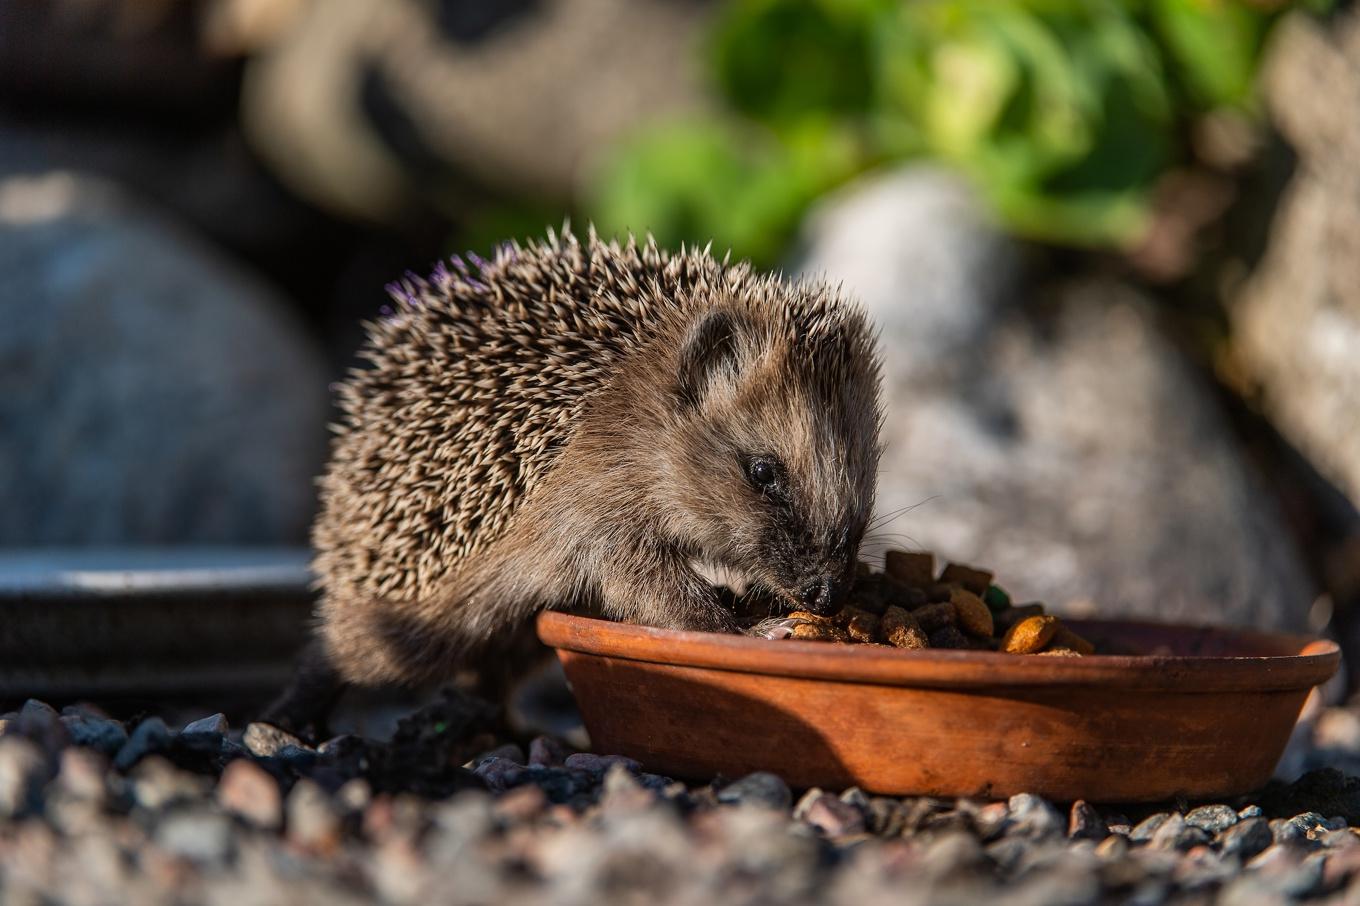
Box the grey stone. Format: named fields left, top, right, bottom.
left=286, top=778, right=341, bottom=850
left=0, top=737, right=47, bottom=818
left=1175, top=846, right=1238, bottom=891
left=1130, top=812, right=1176, bottom=843
left=1007, top=793, right=1064, bottom=840
left=598, top=764, right=654, bottom=814
left=55, top=747, right=108, bottom=802
left=217, top=759, right=282, bottom=830
left=1095, top=834, right=1129, bottom=860
left=472, top=756, right=527, bottom=792
left=864, top=797, right=906, bottom=836
left=562, top=753, right=640, bottom=775
left=1232, top=11, right=1360, bottom=514
left=1218, top=817, right=1275, bottom=860
left=528, top=735, right=569, bottom=767
left=798, top=171, right=1313, bottom=628
left=1274, top=812, right=1328, bottom=846
left=155, top=808, right=234, bottom=864
left=0, top=172, right=328, bottom=545
left=983, top=835, right=1030, bottom=874
left=716, top=772, right=792, bottom=811
left=1239, top=805, right=1264, bottom=820
left=60, top=714, right=128, bottom=756
left=1246, top=844, right=1327, bottom=898
left=17, top=699, right=68, bottom=752
left=472, top=743, right=525, bottom=767
left=130, top=756, right=207, bottom=811
left=797, top=167, right=1019, bottom=383
left=1186, top=804, right=1240, bottom=834
left=240, top=0, right=709, bottom=220
left=114, top=718, right=171, bottom=771
left=972, top=801, right=1011, bottom=841
left=1069, top=799, right=1106, bottom=840
left=242, top=722, right=307, bottom=758
left=1149, top=813, right=1211, bottom=851
left=794, top=788, right=865, bottom=838
left=919, top=831, right=987, bottom=882
left=181, top=714, right=229, bottom=737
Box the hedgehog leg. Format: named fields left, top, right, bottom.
left=596, top=545, right=738, bottom=634
left=261, top=639, right=348, bottom=743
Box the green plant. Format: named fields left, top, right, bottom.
left=589, top=0, right=1310, bottom=266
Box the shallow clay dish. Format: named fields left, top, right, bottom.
left=538, top=611, right=1339, bottom=802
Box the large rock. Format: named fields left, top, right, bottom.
left=0, top=172, right=329, bottom=545
left=798, top=167, right=1313, bottom=628
left=1232, top=12, right=1360, bottom=513
left=241, top=0, right=710, bottom=222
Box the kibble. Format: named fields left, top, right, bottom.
left=938, top=563, right=993, bottom=595
left=880, top=607, right=928, bottom=649
left=759, top=549, right=1098, bottom=656
left=950, top=589, right=994, bottom=639
left=1001, top=616, right=1060, bottom=654
left=791, top=623, right=849, bottom=642
left=914, top=602, right=955, bottom=633
left=884, top=551, right=935, bottom=587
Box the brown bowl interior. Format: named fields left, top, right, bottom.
left=538, top=611, right=1340, bottom=802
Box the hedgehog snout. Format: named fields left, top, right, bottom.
left=795, top=574, right=849, bottom=616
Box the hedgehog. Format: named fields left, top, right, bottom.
left=269, top=227, right=882, bottom=731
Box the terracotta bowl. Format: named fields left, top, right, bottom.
left=537, top=611, right=1340, bottom=802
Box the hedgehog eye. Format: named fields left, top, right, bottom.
left=743, top=456, right=782, bottom=494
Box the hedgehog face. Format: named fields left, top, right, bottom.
left=661, top=307, right=881, bottom=615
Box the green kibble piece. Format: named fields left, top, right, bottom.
left=983, top=584, right=1011, bottom=613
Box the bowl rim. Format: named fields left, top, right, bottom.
left=537, top=611, right=1340, bottom=693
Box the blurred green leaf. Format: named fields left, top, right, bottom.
left=709, top=0, right=889, bottom=125
left=1147, top=0, right=1267, bottom=110
left=582, top=0, right=1300, bottom=260
left=591, top=120, right=864, bottom=265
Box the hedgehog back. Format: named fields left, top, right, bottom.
left=313, top=232, right=719, bottom=605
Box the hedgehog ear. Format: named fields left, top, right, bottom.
left=676, top=309, right=748, bottom=408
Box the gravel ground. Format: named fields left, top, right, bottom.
left=4, top=692, right=1360, bottom=905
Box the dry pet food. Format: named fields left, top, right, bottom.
left=752, top=550, right=1096, bottom=656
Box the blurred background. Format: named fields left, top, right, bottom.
left=2, top=0, right=1359, bottom=705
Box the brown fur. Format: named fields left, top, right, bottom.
left=309, top=228, right=882, bottom=689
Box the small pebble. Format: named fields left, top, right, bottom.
left=1069, top=800, right=1106, bottom=840
left=287, top=778, right=342, bottom=853
left=1095, top=834, right=1129, bottom=860
left=795, top=789, right=865, bottom=838
left=1218, top=817, right=1274, bottom=860
left=562, top=753, right=640, bottom=775
left=1185, top=804, right=1238, bottom=834
left=472, top=757, right=526, bottom=792
left=865, top=798, right=906, bottom=836
left=60, top=714, right=127, bottom=756
left=472, top=743, right=525, bottom=767
left=598, top=764, right=654, bottom=813
left=242, top=723, right=307, bottom=758
left=0, top=737, right=47, bottom=818
left=114, top=718, right=172, bottom=771
left=1129, top=812, right=1174, bottom=843
left=56, top=748, right=108, bottom=802
left=1149, top=813, right=1210, bottom=851
left=973, top=801, right=1010, bottom=840
left=155, top=808, right=234, bottom=865
left=217, top=759, right=282, bottom=830
left=717, top=772, right=792, bottom=811
left=494, top=784, right=548, bottom=822
left=1006, top=793, right=1064, bottom=840
left=181, top=714, right=229, bottom=737
left=529, top=736, right=569, bottom=767
left=130, top=756, right=206, bottom=810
